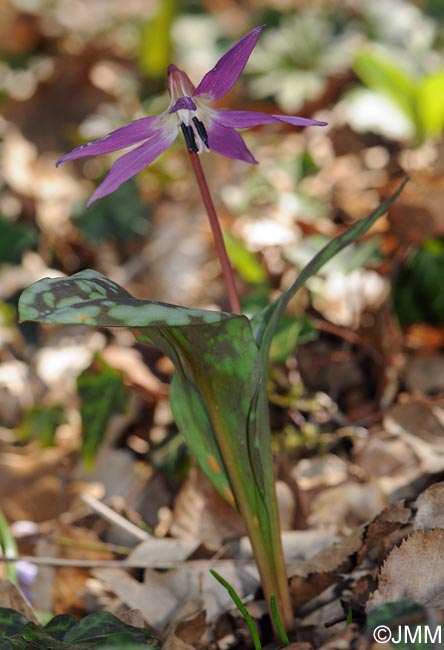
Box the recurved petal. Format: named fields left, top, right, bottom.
left=193, top=26, right=265, bottom=102
left=213, top=109, right=328, bottom=128
left=56, top=116, right=162, bottom=166
left=207, top=122, right=258, bottom=164
left=86, top=127, right=178, bottom=207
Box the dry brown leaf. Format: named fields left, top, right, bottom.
left=354, top=433, right=416, bottom=478
left=404, top=355, right=444, bottom=393
left=307, top=482, right=386, bottom=533
left=0, top=444, right=78, bottom=521
left=289, top=532, right=362, bottom=610
left=173, top=609, right=206, bottom=645
left=384, top=400, right=444, bottom=473
left=316, top=623, right=361, bottom=650
left=414, top=481, right=444, bottom=531
left=116, top=608, right=145, bottom=628
left=0, top=580, right=39, bottom=623
left=404, top=325, right=444, bottom=352
left=50, top=522, right=113, bottom=615
left=170, top=469, right=245, bottom=548
left=128, top=538, right=199, bottom=565
left=94, top=560, right=259, bottom=629
left=101, top=345, right=168, bottom=399
left=161, top=636, right=196, bottom=650
left=356, top=501, right=413, bottom=565
left=367, top=528, right=444, bottom=611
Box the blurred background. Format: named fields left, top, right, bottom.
left=2, top=0, right=444, bottom=638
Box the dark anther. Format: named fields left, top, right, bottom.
left=180, top=123, right=198, bottom=152
left=192, top=117, right=209, bottom=147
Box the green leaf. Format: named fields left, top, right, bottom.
left=417, top=70, right=444, bottom=138
left=16, top=404, right=66, bottom=447
left=138, top=0, right=176, bottom=78
left=394, top=237, right=444, bottom=326
left=353, top=50, right=418, bottom=125
left=74, top=179, right=151, bottom=244
left=0, top=215, right=37, bottom=265
left=252, top=179, right=409, bottom=365
left=77, top=356, right=127, bottom=467
left=223, top=233, right=268, bottom=285
left=269, top=315, right=317, bottom=363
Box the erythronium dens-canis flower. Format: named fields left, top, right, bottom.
left=56, top=25, right=327, bottom=207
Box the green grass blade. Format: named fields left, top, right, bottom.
left=0, top=510, right=18, bottom=583
left=210, top=569, right=262, bottom=650
left=270, top=594, right=289, bottom=646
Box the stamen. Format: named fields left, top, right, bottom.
left=192, top=117, right=209, bottom=148
left=180, top=123, right=198, bottom=153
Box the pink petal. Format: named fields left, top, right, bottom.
left=86, top=127, right=178, bottom=206
left=56, top=116, right=162, bottom=166
left=213, top=109, right=328, bottom=128
left=193, top=26, right=265, bottom=102
left=207, top=122, right=258, bottom=164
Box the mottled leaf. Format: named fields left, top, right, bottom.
left=63, top=611, right=156, bottom=646
left=21, top=622, right=80, bottom=649
left=0, top=608, right=29, bottom=639
left=0, top=610, right=159, bottom=650
left=43, top=615, right=78, bottom=641
left=18, top=271, right=282, bottom=586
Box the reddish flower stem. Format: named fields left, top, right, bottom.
left=187, top=151, right=242, bottom=314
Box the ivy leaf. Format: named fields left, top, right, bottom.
left=77, top=356, right=127, bottom=467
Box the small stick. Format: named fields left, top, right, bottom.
left=80, top=493, right=149, bottom=542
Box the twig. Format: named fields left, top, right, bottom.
left=80, top=493, right=149, bottom=542
left=0, top=556, right=255, bottom=569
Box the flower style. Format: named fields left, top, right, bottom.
left=57, top=25, right=327, bottom=207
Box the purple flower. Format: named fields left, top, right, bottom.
left=57, top=25, right=327, bottom=207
